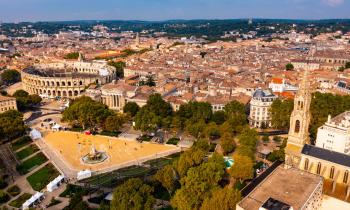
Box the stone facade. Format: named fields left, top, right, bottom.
left=0, top=95, right=17, bottom=113
left=21, top=60, right=116, bottom=99
left=249, top=89, right=277, bottom=128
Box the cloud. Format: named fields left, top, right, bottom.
left=322, top=0, right=344, bottom=7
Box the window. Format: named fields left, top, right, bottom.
left=317, top=162, right=321, bottom=175
left=330, top=166, right=335, bottom=179
left=295, top=120, right=301, bottom=133
left=344, top=171, right=349, bottom=184
left=304, top=158, right=309, bottom=171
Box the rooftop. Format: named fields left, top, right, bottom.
left=325, top=111, right=350, bottom=129
left=238, top=166, right=322, bottom=210
left=302, top=144, right=350, bottom=168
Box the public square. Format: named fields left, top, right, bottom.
left=44, top=131, right=180, bottom=172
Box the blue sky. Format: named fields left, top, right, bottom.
left=0, top=0, right=349, bottom=22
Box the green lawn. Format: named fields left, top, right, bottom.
left=16, top=152, right=48, bottom=175
left=7, top=185, right=21, bottom=197
left=27, top=163, right=60, bottom=191
left=9, top=193, right=32, bottom=208
left=16, top=144, right=39, bottom=160
left=11, top=136, right=32, bottom=151
left=59, top=184, right=87, bottom=198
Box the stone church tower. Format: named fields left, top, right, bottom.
left=285, top=69, right=311, bottom=168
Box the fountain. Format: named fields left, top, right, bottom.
left=81, top=144, right=108, bottom=164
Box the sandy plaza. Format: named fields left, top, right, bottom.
left=43, top=131, right=180, bottom=172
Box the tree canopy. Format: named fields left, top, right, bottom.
left=171, top=153, right=226, bottom=210
left=229, top=154, right=254, bottom=183
left=269, top=99, right=294, bottom=130
left=111, top=178, right=155, bottom=210
left=134, top=94, right=172, bottom=132
left=285, top=63, right=294, bottom=71
left=12, top=90, right=42, bottom=111
left=310, top=92, right=350, bottom=139
left=200, top=187, right=241, bottom=210
left=123, top=102, right=140, bottom=117
left=62, top=96, right=112, bottom=130
left=0, top=110, right=26, bottom=141
left=108, top=61, right=126, bottom=78
left=64, top=52, right=80, bottom=59
left=1, top=69, right=21, bottom=85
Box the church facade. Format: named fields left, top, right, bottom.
left=285, top=69, right=350, bottom=200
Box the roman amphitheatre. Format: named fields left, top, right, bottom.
left=44, top=131, right=180, bottom=172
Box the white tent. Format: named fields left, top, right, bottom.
left=29, top=129, right=42, bottom=140
left=52, top=124, right=62, bottom=131
left=22, top=192, right=44, bottom=210
left=77, top=170, right=92, bottom=180
left=47, top=175, right=65, bottom=192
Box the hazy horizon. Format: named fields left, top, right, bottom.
left=1, top=0, right=349, bottom=23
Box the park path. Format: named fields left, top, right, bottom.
left=35, top=138, right=77, bottom=179
left=3, top=160, right=49, bottom=208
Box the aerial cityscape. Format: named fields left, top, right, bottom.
left=0, top=0, right=350, bottom=210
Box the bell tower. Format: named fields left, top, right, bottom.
left=285, top=69, right=311, bottom=168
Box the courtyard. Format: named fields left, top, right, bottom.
left=44, top=131, right=180, bottom=172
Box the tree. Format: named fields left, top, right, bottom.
left=1, top=70, right=21, bottom=85
left=134, top=94, right=173, bottom=132
left=345, top=62, right=350, bottom=69
left=273, top=135, right=282, bottom=143
left=171, top=153, right=225, bottom=210
left=174, top=141, right=209, bottom=178
left=270, top=99, right=294, bottom=130
left=62, top=96, right=112, bottom=130
left=238, top=127, right=258, bottom=149
left=111, top=178, right=155, bottom=210
left=0, top=190, right=9, bottom=204
left=177, top=101, right=213, bottom=124
left=0, top=110, right=26, bottom=141
left=64, top=52, right=79, bottom=59
left=12, top=90, right=42, bottom=111
left=185, top=120, right=206, bottom=138
left=310, top=92, right=350, bottom=139
left=123, top=102, right=140, bottom=117
left=200, top=187, right=241, bottom=210
left=104, top=113, right=126, bottom=133
left=13, top=90, right=29, bottom=98
left=203, top=122, right=220, bottom=140
left=134, top=108, right=160, bottom=132
left=285, top=63, right=294, bottom=71
left=144, top=94, right=172, bottom=117
left=224, top=100, right=246, bottom=119
left=145, top=75, right=156, bottom=87
left=229, top=154, right=254, bottom=183
left=220, top=133, right=236, bottom=155
left=223, top=101, right=247, bottom=134
left=262, top=135, right=269, bottom=143
left=153, top=165, right=178, bottom=195
left=108, top=61, right=126, bottom=78
left=212, top=110, right=226, bottom=125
